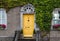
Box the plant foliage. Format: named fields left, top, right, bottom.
left=1, top=0, right=60, bottom=31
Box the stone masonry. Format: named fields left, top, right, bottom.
left=50, top=31, right=60, bottom=41
left=0, top=7, right=21, bottom=41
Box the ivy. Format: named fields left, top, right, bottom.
left=0, top=0, right=60, bottom=31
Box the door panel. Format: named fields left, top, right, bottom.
left=23, top=14, right=34, bottom=37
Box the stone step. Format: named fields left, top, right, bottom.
left=18, top=39, right=36, bottom=41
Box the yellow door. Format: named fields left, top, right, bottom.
left=23, top=14, right=34, bottom=37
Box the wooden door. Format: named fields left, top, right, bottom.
left=23, top=14, right=34, bottom=37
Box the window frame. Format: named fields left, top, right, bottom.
left=0, top=8, right=7, bottom=30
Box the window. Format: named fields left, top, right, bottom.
left=0, top=8, right=7, bottom=30
left=53, top=11, right=60, bottom=25
left=58, top=11, right=60, bottom=19
left=53, top=14, right=59, bottom=19
left=53, top=20, right=60, bottom=24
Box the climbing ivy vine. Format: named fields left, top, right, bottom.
left=1, top=0, right=60, bottom=31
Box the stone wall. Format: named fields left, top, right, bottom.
left=50, top=31, right=60, bottom=41
left=0, top=7, right=20, bottom=37
left=0, top=37, right=13, bottom=41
